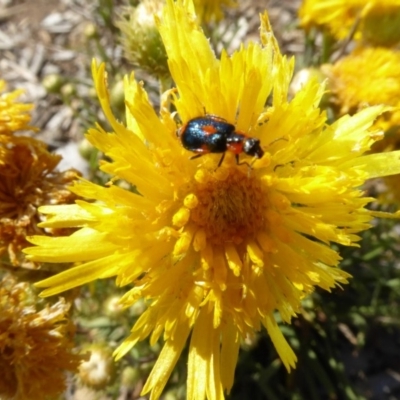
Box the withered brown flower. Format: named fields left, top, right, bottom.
left=0, top=136, right=79, bottom=268
left=0, top=274, right=83, bottom=400
left=0, top=81, right=80, bottom=269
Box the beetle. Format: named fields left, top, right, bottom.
left=177, top=115, right=264, bottom=168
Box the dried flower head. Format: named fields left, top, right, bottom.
left=0, top=81, right=80, bottom=269
left=0, top=274, right=83, bottom=400
left=0, top=136, right=79, bottom=269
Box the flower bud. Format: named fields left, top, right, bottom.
left=116, top=1, right=169, bottom=78
left=78, top=344, right=115, bottom=390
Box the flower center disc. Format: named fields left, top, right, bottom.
left=190, top=168, right=266, bottom=245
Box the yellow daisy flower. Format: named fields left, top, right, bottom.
left=193, top=0, right=237, bottom=23
left=323, top=47, right=400, bottom=117
left=299, top=0, right=400, bottom=46
left=0, top=274, right=83, bottom=400
left=0, top=80, right=36, bottom=135
left=25, top=1, right=400, bottom=399
left=323, top=46, right=400, bottom=203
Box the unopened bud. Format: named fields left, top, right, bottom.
left=78, top=344, right=115, bottom=390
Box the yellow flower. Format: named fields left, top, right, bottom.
left=0, top=274, right=83, bottom=400
left=323, top=47, right=400, bottom=117
left=323, top=47, right=400, bottom=203
left=299, top=0, right=400, bottom=45
left=25, top=1, right=400, bottom=399
left=193, top=0, right=237, bottom=23
left=0, top=80, right=36, bottom=135
left=0, top=136, right=79, bottom=269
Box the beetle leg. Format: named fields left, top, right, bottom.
left=216, top=152, right=226, bottom=169
left=236, top=156, right=257, bottom=177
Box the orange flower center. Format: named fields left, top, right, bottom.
left=186, top=167, right=267, bottom=246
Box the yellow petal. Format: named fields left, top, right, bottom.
left=263, top=314, right=297, bottom=372
left=25, top=228, right=119, bottom=263
left=142, top=322, right=191, bottom=399
left=35, top=253, right=126, bottom=296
